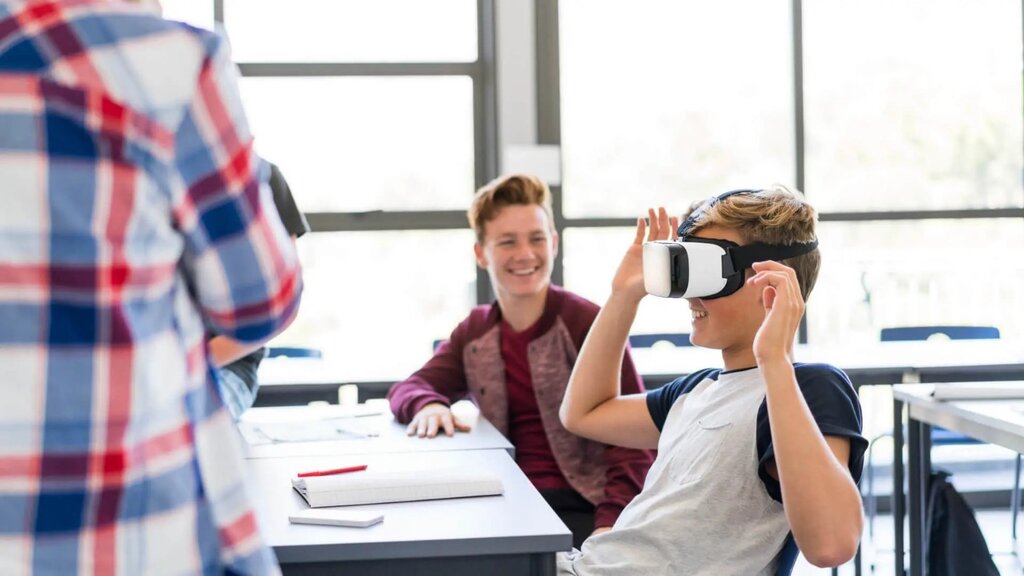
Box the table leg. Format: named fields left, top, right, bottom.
left=908, top=416, right=929, bottom=576
left=531, top=552, right=557, bottom=576
left=893, top=398, right=905, bottom=576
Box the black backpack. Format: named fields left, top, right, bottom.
left=925, top=470, right=999, bottom=576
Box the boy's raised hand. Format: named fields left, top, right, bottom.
left=747, top=260, right=803, bottom=365
left=611, top=207, right=678, bottom=303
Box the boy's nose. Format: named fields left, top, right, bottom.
left=514, top=243, right=536, bottom=259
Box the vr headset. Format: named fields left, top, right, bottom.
left=642, top=189, right=818, bottom=300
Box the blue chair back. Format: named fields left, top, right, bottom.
left=881, top=325, right=1000, bottom=446
left=265, top=346, right=322, bottom=359
left=775, top=533, right=799, bottom=576
left=628, top=333, right=691, bottom=349
left=879, top=325, right=999, bottom=342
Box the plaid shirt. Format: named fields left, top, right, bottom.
left=0, top=1, right=301, bottom=574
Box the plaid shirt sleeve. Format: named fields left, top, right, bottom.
left=172, top=32, right=302, bottom=344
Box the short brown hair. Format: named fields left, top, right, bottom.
left=467, top=174, right=554, bottom=243
left=681, top=185, right=821, bottom=301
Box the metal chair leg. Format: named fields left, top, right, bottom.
left=866, top=440, right=876, bottom=539
left=1012, top=453, right=1021, bottom=543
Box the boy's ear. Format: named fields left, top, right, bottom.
left=473, top=242, right=488, bottom=269
left=550, top=230, right=559, bottom=257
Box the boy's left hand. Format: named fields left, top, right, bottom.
left=747, top=260, right=804, bottom=365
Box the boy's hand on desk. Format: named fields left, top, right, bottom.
left=407, top=402, right=473, bottom=438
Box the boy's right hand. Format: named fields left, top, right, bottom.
left=406, top=402, right=472, bottom=438
left=611, top=207, right=678, bottom=303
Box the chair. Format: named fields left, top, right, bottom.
left=265, top=346, right=322, bottom=359
left=627, top=333, right=692, bottom=349
left=879, top=325, right=1000, bottom=342
left=865, top=325, right=1021, bottom=547
left=775, top=533, right=800, bottom=576
left=773, top=534, right=854, bottom=576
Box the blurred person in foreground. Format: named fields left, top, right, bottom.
left=0, top=1, right=301, bottom=573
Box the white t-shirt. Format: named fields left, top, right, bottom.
left=559, top=363, right=866, bottom=576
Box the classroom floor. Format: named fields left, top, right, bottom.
left=793, top=509, right=1023, bottom=575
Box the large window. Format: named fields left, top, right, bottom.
left=239, top=76, right=475, bottom=212
left=554, top=0, right=1024, bottom=346
left=223, top=0, right=477, bottom=63
left=809, top=219, right=1024, bottom=345
left=158, top=0, right=1024, bottom=385
left=160, top=0, right=214, bottom=30
left=803, top=0, right=1023, bottom=213
left=159, top=0, right=495, bottom=383
left=550, top=0, right=1024, bottom=494
left=284, top=231, right=477, bottom=382
left=559, top=0, right=794, bottom=218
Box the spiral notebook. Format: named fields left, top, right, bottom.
left=291, top=467, right=505, bottom=508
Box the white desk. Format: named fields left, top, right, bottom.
left=238, top=404, right=514, bottom=460
left=248, top=449, right=571, bottom=575
left=891, top=384, right=1024, bottom=576
left=632, top=339, right=1024, bottom=386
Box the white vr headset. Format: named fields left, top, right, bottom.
left=642, top=190, right=819, bottom=300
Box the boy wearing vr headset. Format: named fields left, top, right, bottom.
left=388, top=174, right=654, bottom=547
left=558, top=186, right=866, bottom=574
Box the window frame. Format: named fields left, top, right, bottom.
left=203, top=0, right=499, bottom=401
left=214, top=0, right=497, bottom=303
left=538, top=0, right=1024, bottom=344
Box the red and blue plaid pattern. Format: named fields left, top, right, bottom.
left=0, top=1, right=301, bottom=574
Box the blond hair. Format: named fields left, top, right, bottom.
left=681, top=185, right=821, bottom=301
left=467, top=174, right=554, bottom=243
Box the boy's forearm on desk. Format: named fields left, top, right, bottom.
left=387, top=379, right=452, bottom=423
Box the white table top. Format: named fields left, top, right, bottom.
left=893, top=383, right=1024, bottom=453
left=632, top=338, right=1024, bottom=378
left=247, top=449, right=571, bottom=564
left=238, top=403, right=514, bottom=459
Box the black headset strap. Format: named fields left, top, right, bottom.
left=722, top=240, right=819, bottom=276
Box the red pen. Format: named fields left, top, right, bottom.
left=297, top=464, right=368, bottom=478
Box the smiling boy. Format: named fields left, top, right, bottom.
left=388, top=174, right=653, bottom=547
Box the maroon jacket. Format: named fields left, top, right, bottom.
left=388, top=285, right=653, bottom=527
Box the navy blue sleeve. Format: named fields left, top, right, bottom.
left=267, top=163, right=310, bottom=239
left=645, top=368, right=719, bottom=431
left=756, top=363, right=867, bottom=503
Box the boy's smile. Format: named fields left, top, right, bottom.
left=684, top=225, right=766, bottom=369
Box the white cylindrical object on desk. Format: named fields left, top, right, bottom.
left=338, top=384, right=359, bottom=406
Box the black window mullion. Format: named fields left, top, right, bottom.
left=535, top=0, right=564, bottom=287
left=224, top=1, right=498, bottom=306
